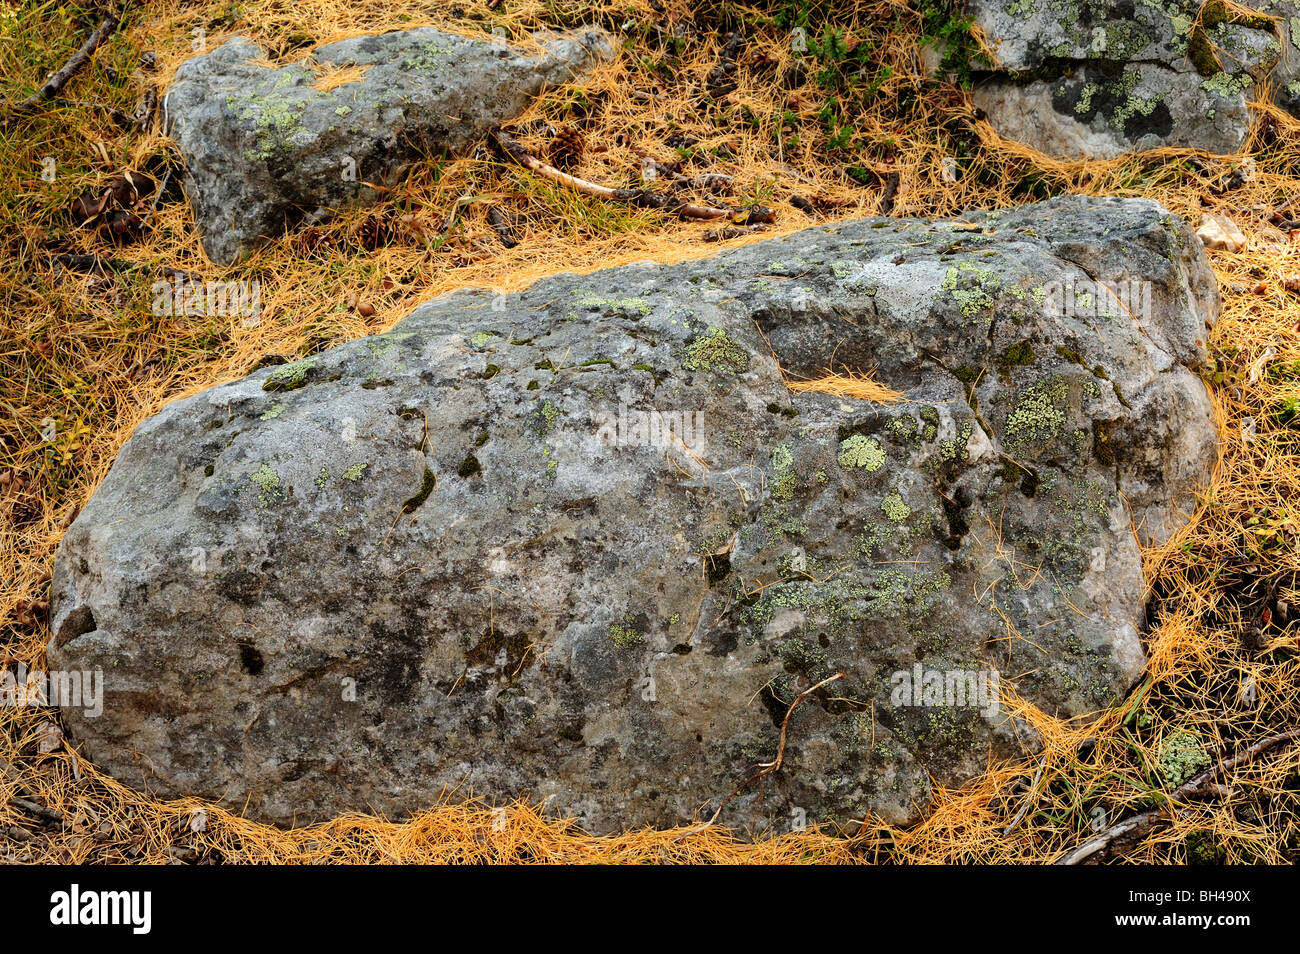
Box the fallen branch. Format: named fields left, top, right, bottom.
left=704, top=224, right=766, bottom=242
left=492, top=128, right=745, bottom=222
left=674, top=672, right=844, bottom=841
left=1055, top=727, right=1300, bottom=865
left=2, top=14, right=120, bottom=128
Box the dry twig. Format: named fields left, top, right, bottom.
left=674, top=672, right=845, bottom=841
left=2, top=14, right=120, bottom=128
left=1055, top=728, right=1300, bottom=864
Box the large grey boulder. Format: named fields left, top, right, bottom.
left=966, top=0, right=1281, bottom=158
left=48, top=197, right=1218, bottom=835
left=164, top=27, right=613, bottom=265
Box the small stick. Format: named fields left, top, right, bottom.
left=878, top=170, right=901, bottom=216
left=2, top=14, right=121, bottom=127
left=9, top=797, right=63, bottom=825
left=674, top=672, right=844, bottom=841
left=487, top=206, right=519, bottom=248
left=492, top=128, right=734, bottom=221
left=1055, top=727, right=1300, bottom=865
left=1001, top=754, right=1047, bottom=836
left=134, top=86, right=157, bottom=130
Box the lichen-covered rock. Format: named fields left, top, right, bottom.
left=48, top=197, right=1218, bottom=834
left=164, top=27, right=613, bottom=265
left=1255, top=0, right=1300, bottom=113
left=965, top=0, right=1282, bottom=158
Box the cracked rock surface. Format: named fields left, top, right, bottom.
left=164, top=26, right=613, bottom=265
left=49, top=197, right=1217, bottom=834
left=966, top=0, right=1282, bottom=157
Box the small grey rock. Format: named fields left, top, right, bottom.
left=164, top=27, right=614, bottom=264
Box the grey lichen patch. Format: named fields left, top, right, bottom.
left=682, top=327, right=750, bottom=374
left=838, top=434, right=885, bottom=471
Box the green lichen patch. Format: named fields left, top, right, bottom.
left=227, top=86, right=309, bottom=162
left=939, top=260, right=1002, bottom=321
left=1005, top=376, right=1068, bottom=450
left=575, top=295, right=654, bottom=317
left=771, top=443, right=798, bottom=501
left=608, top=619, right=644, bottom=648
left=535, top=401, right=561, bottom=432
left=262, top=358, right=316, bottom=392
left=683, top=327, right=750, bottom=374
left=838, top=434, right=885, bottom=471
left=881, top=491, right=911, bottom=523
left=341, top=463, right=367, bottom=481
left=1160, top=730, right=1211, bottom=786
left=249, top=464, right=282, bottom=505
left=939, top=422, right=973, bottom=463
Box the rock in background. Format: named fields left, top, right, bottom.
left=48, top=197, right=1217, bottom=835
left=164, top=27, right=613, bottom=265
left=965, top=0, right=1282, bottom=158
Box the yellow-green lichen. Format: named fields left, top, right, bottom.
left=609, top=620, right=643, bottom=648
left=1006, top=376, right=1068, bottom=447
left=838, top=434, right=885, bottom=471
left=1160, top=730, right=1211, bottom=786
left=939, top=422, right=973, bottom=463
left=262, top=358, right=316, bottom=392
left=250, top=464, right=282, bottom=505
left=683, top=327, right=750, bottom=374
left=881, top=491, right=911, bottom=522
left=771, top=443, right=798, bottom=501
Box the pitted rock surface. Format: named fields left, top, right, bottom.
left=49, top=196, right=1218, bottom=834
